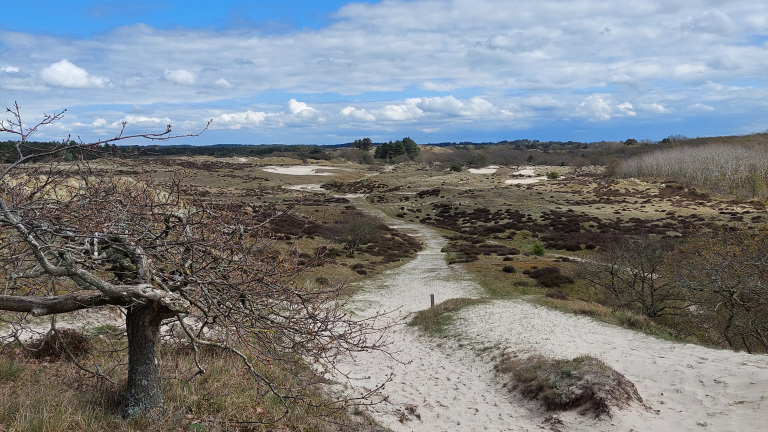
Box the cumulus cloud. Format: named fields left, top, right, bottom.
left=617, top=102, right=637, bottom=116
left=40, top=60, right=109, bottom=88
left=287, top=99, right=326, bottom=123
left=417, top=96, right=464, bottom=115
left=164, top=69, right=196, bottom=85
left=340, top=106, right=376, bottom=121
left=578, top=95, right=614, bottom=121
left=211, top=110, right=268, bottom=129
left=378, top=101, right=424, bottom=121
left=288, top=99, right=316, bottom=115
left=4, top=0, right=768, bottom=142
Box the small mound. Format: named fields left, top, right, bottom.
left=495, top=354, right=642, bottom=418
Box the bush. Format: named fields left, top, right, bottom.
left=27, top=328, right=92, bottom=361
left=502, top=265, right=516, bottom=274
left=450, top=162, right=463, bottom=172
left=545, top=291, right=569, bottom=300
left=531, top=243, right=545, bottom=256
left=495, top=354, right=643, bottom=417
left=546, top=171, right=560, bottom=180
left=526, top=266, right=574, bottom=288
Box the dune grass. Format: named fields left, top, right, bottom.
left=0, top=332, right=382, bottom=432
left=408, top=298, right=489, bottom=337
left=494, top=353, right=643, bottom=416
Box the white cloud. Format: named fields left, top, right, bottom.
left=578, top=95, right=614, bottom=121
left=378, top=101, right=424, bottom=121
left=617, top=102, right=636, bottom=116
left=640, top=103, right=670, bottom=114
left=40, top=60, right=109, bottom=88
left=4, top=0, right=768, bottom=143
left=215, top=78, right=233, bottom=88
left=120, top=115, right=172, bottom=126
left=523, top=95, right=565, bottom=110
left=417, top=96, right=464, bottom=115
left=164, top=69, right=196, bottom=85
left=285, top=99, right=325, bottom=124
left=340, top=106, right=376, bottom=122
left=211, top=110, right=268, bottom=129
left=690, top=103, right=715, bottom=112
left=288, top=99, right=316, bottom=115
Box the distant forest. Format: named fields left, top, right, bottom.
left=4, top=133, right=765, bottom=169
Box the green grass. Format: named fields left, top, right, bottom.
left=408, top=298, right=489, bottom=336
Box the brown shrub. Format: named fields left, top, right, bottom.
left=27, top=328, right=92, bottom=361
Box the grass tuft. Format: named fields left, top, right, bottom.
left=409, top=298, right=488, bottom=336
left=495, top=353, right=643, bottom=417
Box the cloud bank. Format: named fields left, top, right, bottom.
left=1, top=0, right=766, bottom=144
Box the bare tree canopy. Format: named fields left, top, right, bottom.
left=0, top=103, right=389, bottom=420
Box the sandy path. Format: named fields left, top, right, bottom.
left=335, top=197, right=768, bottom=432
left=336, top=199, right=543, bottom=431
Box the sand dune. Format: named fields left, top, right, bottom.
left=336, top=198, right=768, bottom=432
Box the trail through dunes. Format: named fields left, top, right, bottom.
left=334, top=197, right=768, bottom=432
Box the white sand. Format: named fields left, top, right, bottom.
left=285, top=183, right=326, bottom=192
left=468, top=165, right=501, bottom=174
left=511, top=167, right=538, bottom=177
left=505, top=166, right=547, bottom=185
left=336, top=198, right=768, bottom=431
left=505, top=177, right=547, bottom=185
left=262, top=165, right=340, bottom=176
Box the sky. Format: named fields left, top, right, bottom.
left=1, top=0, right=767, bottom=145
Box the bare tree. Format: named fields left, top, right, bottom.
left=0, top=103, right=389, bottom=419
left=327, top=211, right=382, bottom=257
left=579, top=235, right=686, bottom=319
left=676, top=227, right=768, bottom=352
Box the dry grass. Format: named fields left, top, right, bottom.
left=0, top=335, right=384, bottom=432
left=494, top=353, right=644, bottom=417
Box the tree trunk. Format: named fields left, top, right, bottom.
left=120, top=301, right=173, bottom=419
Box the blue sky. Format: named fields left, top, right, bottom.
left=1, top=0, right=767, bottom=145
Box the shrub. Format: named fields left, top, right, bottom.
left=27, top=328, right=92, bottom=361
left=531, top=243, right=545, bottom=256
left=545, top=291, right=569, bottom=300
left=502, top=265, right=516, bottom=274
left=526, top=266, right=574, bottom=288
left=546, top=171, right=560, bottom=180
left=495, top=354, right=643, bottom=417
left=450, top=162, right=463, bottom=172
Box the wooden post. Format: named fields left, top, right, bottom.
left=430, top=294, right=434, bottom=308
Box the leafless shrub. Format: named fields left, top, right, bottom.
left=617, top=143, right=768, bottom=198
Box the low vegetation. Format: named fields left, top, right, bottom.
left=4, top=105, right=768, bottom=429
left=0, top=332, right=383, bottom=432
left=408, top=298, right=489, bottom=336
left=494, top=353, right=643, bottom=417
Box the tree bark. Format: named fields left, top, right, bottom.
left=119, top=301, right=174, bottom=419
